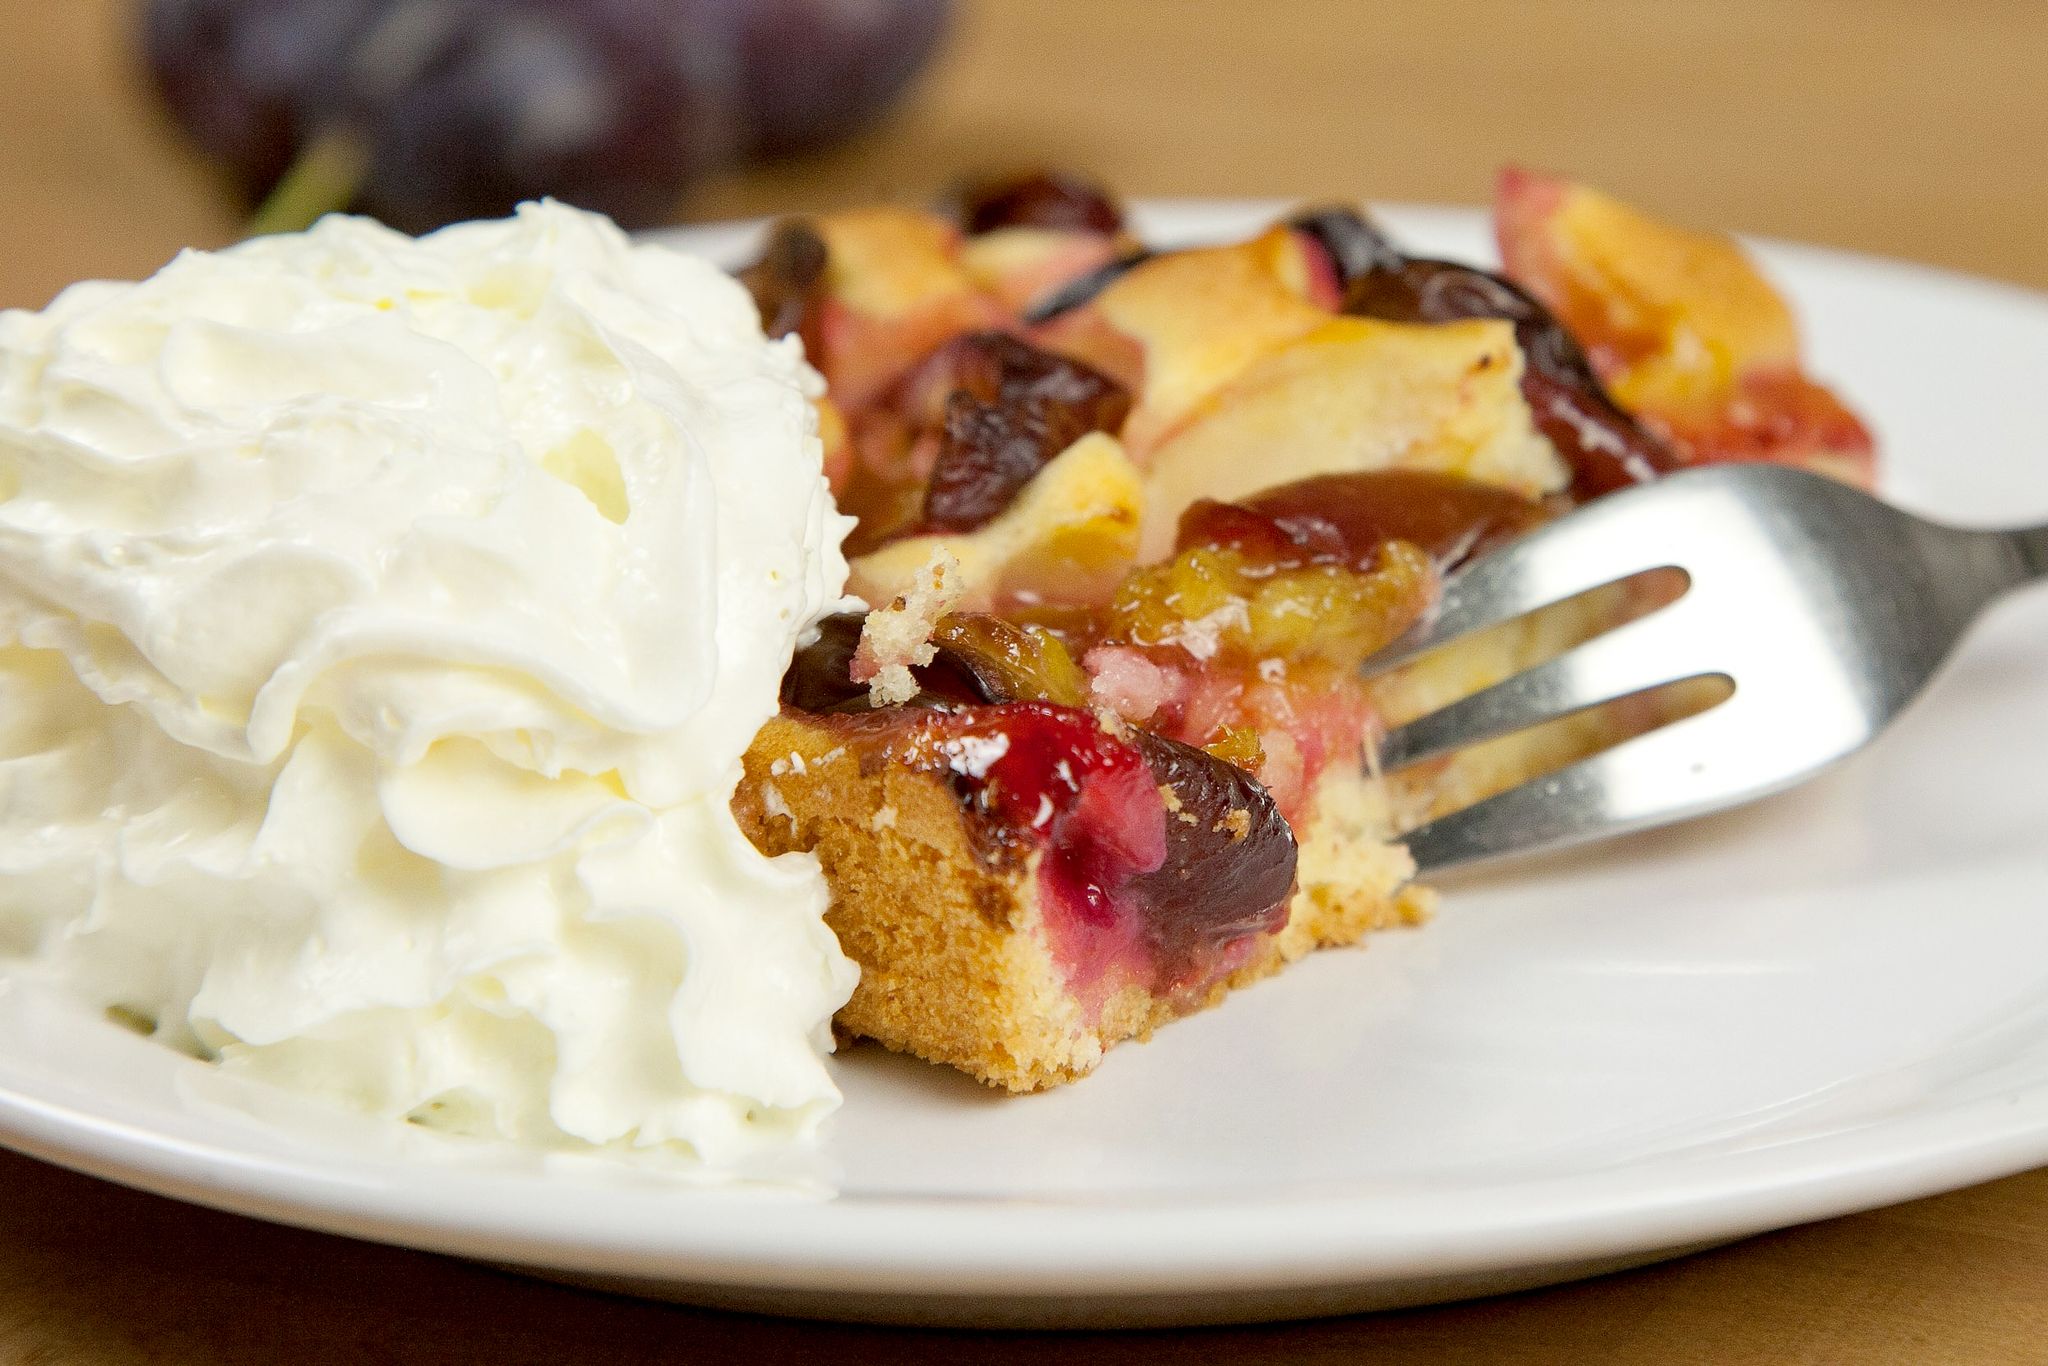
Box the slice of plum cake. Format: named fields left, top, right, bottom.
left=730, top=170, right=1876, bottom=1090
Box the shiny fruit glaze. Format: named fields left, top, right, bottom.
left=1029, top=471, right=1537, bottom=819
left=1643, top=366, right=1878, bottom=474
left=1102, top=540, right=1435, bottom=674
left=824, top=330, right=1132, bottom=550
left=1178, top=468, right=1549, bottom=573
left=956, top=170, right=1126, bottom=236
left=918, top=333, right=1133, bottom=532
left=771, top=652, right=1298, bottom=1007
left=760, top=178, right=1883, bottom=1035
left=1491, top=167, right=1876, bottom=486
left=737, top=217, right=829, bottom=352
left=909, top=703, right=1291, bottom=1001
left=1291, top=208, right=1681, bottom=498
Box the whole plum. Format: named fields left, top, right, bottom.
left=143, top=0, right=382, bottom=199
left=730, top=0, right=952, bottom=157
left=145, top=0, right=953, bottom=232
left=346, top=0, right=744, bottom=233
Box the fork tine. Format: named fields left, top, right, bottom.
left=1398, top=701, right=1777, bottom=872
left=1376, top=600, right=1714, bottom=771
left=1365, top=484, right=1699, bottom=673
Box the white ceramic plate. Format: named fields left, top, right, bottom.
left=4, top=202, right=2047, bottom=1329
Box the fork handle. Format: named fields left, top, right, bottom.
left=2018, top=525, right=2048, bottom=581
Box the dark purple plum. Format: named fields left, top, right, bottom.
left=779, top=611, right=868, bottom=712
left=1292, top=206, right=1682, bottom=498
left=145, top=0, right=739, bottom=230
left=1287, top=204, right=1404, bottom=283
left=1021, top=249, right=1152, bottom=323
left=737, top=217, right=828, bottom=343
left=339, top=0, right=744, bottom=233
left=145, top=0, right=954, bottom=233
left=776, top=616, right=1296, bottom=989
left=143, top=0, right=385, bottom=199
left=955, top=170, right=1123, bottom=235
left=732, top=0, right=952, bottom=157
left=1127, top=728, right=1296, bottom=970
left=1177, top=469, right=1548, bottom=574
left=918, top=332, right=1130, bottom=532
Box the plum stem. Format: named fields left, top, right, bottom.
left=246, top=129, right=369, bottom=237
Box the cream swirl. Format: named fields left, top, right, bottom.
left=0, top=202, right=859, bottom=1165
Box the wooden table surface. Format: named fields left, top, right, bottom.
left=5, top=1, right=2047, bottom=1361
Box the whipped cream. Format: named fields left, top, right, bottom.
left=0, top=202, right=860, bottom=1165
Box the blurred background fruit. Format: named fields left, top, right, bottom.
left=7, top=1, right=2048, bottom=312
left=142, top=0, right=379, bottom=203
left=736, top=0, right=950, bottom=158
left=143, top=0, right=952, bottom=233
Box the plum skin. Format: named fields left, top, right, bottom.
left=144, top=0, right=955, bottom=232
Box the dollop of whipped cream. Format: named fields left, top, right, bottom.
left=0, top=201, right=860, bottom=1165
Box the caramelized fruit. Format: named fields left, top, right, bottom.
left=1105, top=540, right=1435, bottom=671
left=1293, top=208, right=1680, bottom=498
left=782, top=610, right=1088, bottom=712
left=1022, top=250, right=1155, bottom=323
left=774, top=669, right=1298, bottom=995
left=920, top=332, right=1132, bottom=531
left=738, top=217, right=829, bottom=348
left=780, top=612, right=870, bottom=712
left=905, top=702, right=1293, bottom=994
left=957, top=170, right=1124, bottom=236
left=927, top=613, right=1090, bottom=706
left=1178, top=469, right=1548, bottom=572
left=1126, top=729, right=1296, bottom=969
left=1492, top=169, right=1876, bottom=486
left=1287, top=205, right=1404, bottom=283
left=778, top=604, right=1297, bottom=993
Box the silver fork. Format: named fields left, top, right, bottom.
left=1367, top=464, right=2048, bottom=871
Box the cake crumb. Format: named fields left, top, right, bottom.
left=1093, top=706, right=1134, bottom=741
left=759, top=781, right=794, bottom=828
left=870, top=803, right=898, bottom=832
left=1160, top=784, right=1198, bottom=825
left=1169, top=602, right=1249, bottom=661
left=1393, top=883, right=1440, bottom=924
left=852, top=549, right=963, bottom=706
